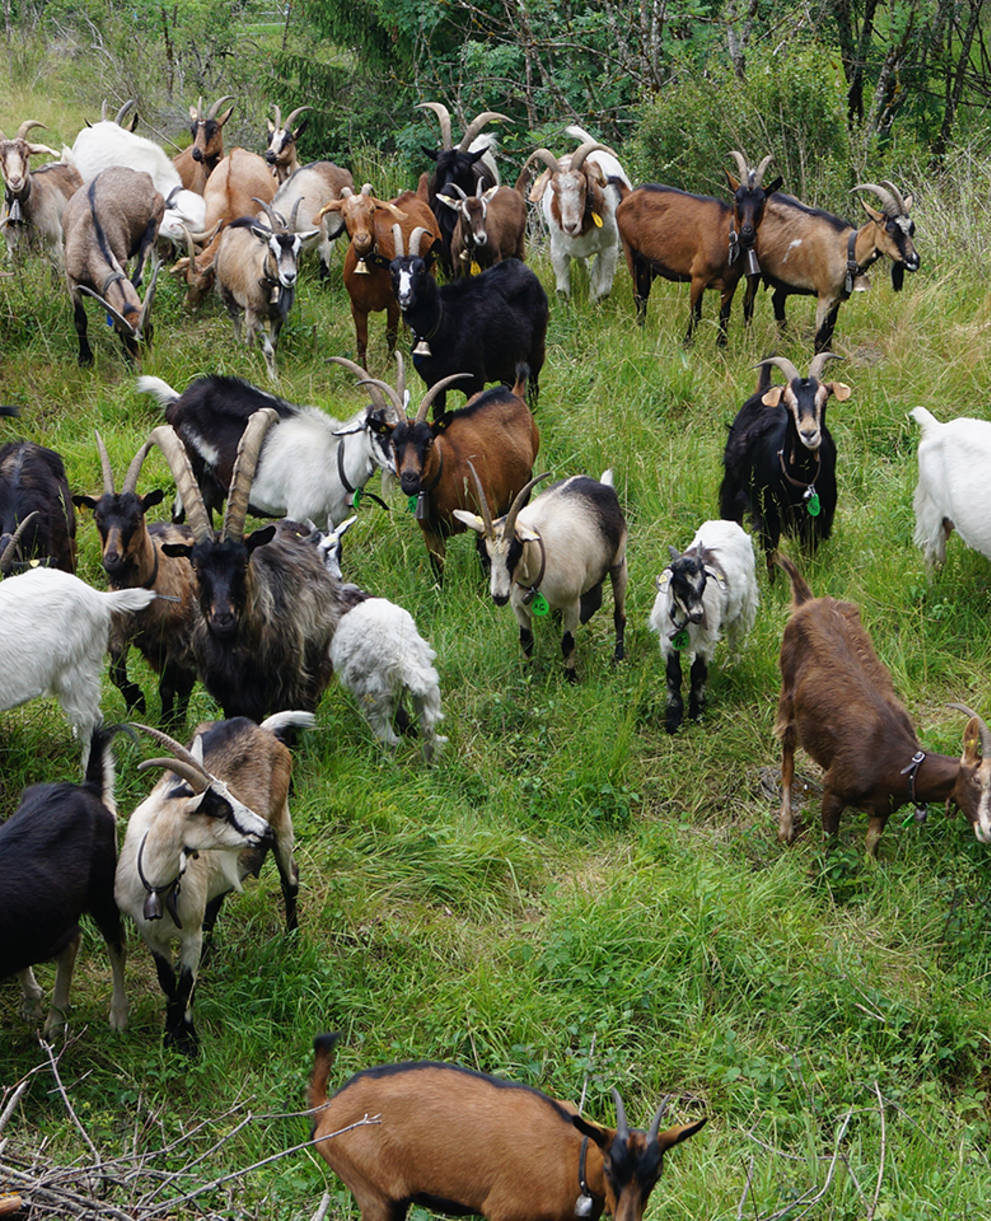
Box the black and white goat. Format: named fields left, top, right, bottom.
left=308, top=516, right=447, bottom=759
left=648, top=519, right=758, bottom=733
left=910, top=407, right=991, bottom=569
left=719, top=354, right=849, bottom=576
left=0, top=406, right=77, bottom=573
left=115, top=715, right=310, bottom=1053
left=137, top=363, right=395, bottom=527
left=455, top=467, right=627, bottom=681
left=3, top=724, right=129, bottom=1038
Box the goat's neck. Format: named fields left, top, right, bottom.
left=132, top=528, right=160, bottom=588
left=909, top=751, right=959, bottom=803
left=852, top=222, right=886, bottom=273
left=403, top=279, right=441, bottom=335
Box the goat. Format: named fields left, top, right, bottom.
left=173, top=95, right=236, bottom=194
left=742, top=180, right=919, bottom=351
left=212, top=197, right=317, bottom=381
left=910, top=407, right=991, bottom=570
left=73, top=434, right=199, bottom=723
left=273, top=160, right=353, bottom=276
left=264, top=104, right=312, bottom=183
left=0, top=566, right=156, bottom=769
left=151, top=414, right=358, bottom=722
left=615, top=150, right=780, bottom=344
left=390, top=237, right=548, bottom=412
left=437, top=181, right=526, bottom=276
left=2, top=724, right=129, bottom=1038
left=455, top=466, right=627, bottom=681
left=137, top=362, right=395, bottom=526
left=115, top=714, right=310, bottom=1053
left=0, top=120, right=82, bottom=269
left=308, top=1035, right=706, bottom=1221
left=0, top=407, right=77, bottom=572
left=719, top=354, right=849, bottom=576
left=315, top=186, right=440, bottom=366
left=61, top=167, right=164, bottom=365
left=308, top=516, right=447, bottom=759
left=648, top=519, right=758, bottom=733
left=418, top=101, right=509, bottom=274
left=361, top=362, right=539, bottom=581
left=520, top=125, right=632, bottom=302
left=775, top=553, right=991, bottom=855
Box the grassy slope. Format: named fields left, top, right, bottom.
left=2, top=94, right=991, bottom=1221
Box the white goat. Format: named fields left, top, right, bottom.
left=0, top=567, right=156, bottom=769
left=523, top=125, right=631, bottom=301
left=0, top=120, right=82, bottom=269
left=648, top=519, right=758, bottom=734
left=271, top=160, right=354, bottom=275
left=115, top=713, right=312, bottom=1054
left=911, top=406, right=991, bottom=568
left=309, top=517, right=447, bottom=759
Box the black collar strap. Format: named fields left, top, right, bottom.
left=414, top=301, right=444, bottom=346
left=140, top=545, right=160, bottom=590
left=574, top=1135, right=598, bottom=1217
left=518, top=531, right=546, bottom=605
left=778, top=444, right=821, bottom=492
left=900, top=750, right=928, bottom=824
left=845, top=229, right=884, bottom=294
left=336, top=437, right=359, bottom=494
left=136, top=831, right=185, bottom=927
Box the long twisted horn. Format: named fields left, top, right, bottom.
left=807, top=351, right=842, bottom=382
left=853, top=182, right=899, bottom=218
left=414, top=374, right=473, bottom=424
left=503, top=472, right=552, bottom=540
left=121, top=439, right=155, bottom=496
left=612, top=1089, right=630, bottom=1141
left=94, top=431, right=116, bottom=495
left=948, top=703, right=991, bottom=757
left=0, top=511, right=39, bottom=571
left=221, top=407, right=280, bottom=543
left=207, top=94, right=235, bottom=120
left=149, top=424, right=213, bottom=542
left=417, top=101, right=453, bottom=149
left=458, top=110, right=510, bottom=151
left=758, top=355, right=802, bottom=384
left=465, top=460, right=494, bottom=538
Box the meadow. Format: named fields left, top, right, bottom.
left=2, top=85, right=991, bottom=1220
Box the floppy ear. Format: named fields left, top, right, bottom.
left=826, top=382, right=851, bottom=402
left=453, top=509, right=485, bottom=533
left=761, top=386, right=784, bottom=408
left=529, top=168, right=552, bottom=203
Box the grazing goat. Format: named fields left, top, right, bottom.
left=137, top=363, right=395, bottom=526
left=0, top=408, right=77, bottom=572
left=212, top=197, right=317, bottom=381
left=3, top=724, right=129, bottom=1038
left=73, top=434, right=199, bottom=723
left=0, top=120, right=82, bottom=269
left=315, top=186, right=439, bottom=365
left=521, top=125, right=632, bottom=301
left=308, top=1036, right=706, bottom=1221
left=264, top=104, right=312, bottom=183
left=455, top=467, right=627, bottom=681
left=308, top=516, right=447, bottom=759
left=649, top=519, right=758, bottom=733
left=62, top=167, right=164, bottom=365
left=743, top=180, right=919, bottom=351
left=615, top=150, right=780, bottom=344
left=719, top=354, right=849, bottom=576
left=390, top=240, right=548, bottom=411
left=173, top=95, right=235, bottom=194
left=152, top=415, right=357, bottom=722
left=0, top=566, right=156, bottom=768
left=273, top=160, right=353, bottom=276
left=775, top=553, right=991, bottom=854
left=418, top=101, right=508, bottom=273
left=362, top=363, right=539, bottom=581
left=910, top=407, right=991, bottom=570
left=116, top=715, right=310, bottom=1053
left=436, top=181, right=526, bottom=276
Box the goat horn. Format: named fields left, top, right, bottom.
left=15, top=119, right=46, bottom=139
left=465, top=460, right=494, bottom=537
left=646, top=1097, right=670, bottom=1143
left=115, top=100, right=136, bottom=126
left=284, top=104, right=312, bottom=130
left=727, top=150, right=750, bottom=182
left=94, top=430, right=116, bottom=495
left=270, top=103, right=282, bottom=130
left=252, top=196, right=281, bottom=230
left=570, top=141, right=613, bottom=172
left=852, top=182, right=899, bottom=218
left=948, top=703, right=991, bottom=757
left=752, top=154, right=774, bottom=187
left=121, top=439, right=155, bottom=495
left=807, top=351, right=842, bottom=382
left=354, top=376, right=406, bottom=417
left=0, top=511, right=39, bottom=571
left=457, top=110, right=510, bottom=151
left=879, top=179, right=908, bottom=215
left=130, top=722, right=212, bottom=780
left=287, top=197, right=303, bottom=231
left=515, top=148, right=560, bottom=191
left=503, top=471, right=552, bottom=540
left=417, top=101, right=453, bottom=150
left=391, top=222, right=405, bottom=258
left=395, top=350, right=407, bottom=406
left=414, top=374, right=473, bottom=424
left=137, top=756, right=209, bottom=793
left=221, top=407, right=280, bottom=543
left=149, top=424, right=213, bottom=542
left=612, top=1089, right=630, bottom=1141
left=207, top=94, right=235, bottom=120
left=758, top=355, right=802, bottom=385
left=192, top=96, right=204, bottom=121
left=408, top=226, right=432, bottom=258
left=137, top=257, right=162, bottom=340
left=78, top=284, right=136, bottom=335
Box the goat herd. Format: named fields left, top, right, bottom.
left=2, top=93, right=990, bottom=1220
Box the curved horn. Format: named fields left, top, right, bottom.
left=221, top=407, right=280, bottom=543
left=114, top=100, right=136, bottom=127
left=136, top=257, right=162, bottom=339
left=457, top=110, right=510, bottom=151
left=758, top=355, right=802, bottom=384
left=121, top=439, right=154, bottom=495
left=417, top=101, right=453, bottom=149
left=149, top=424, right=213, bottom=542
left=612, top=1089, right=630, bottom=1141
left=284, top=104, right=312, bottom=131
left=807, top=351, right=842, bottom=382
left=252, top=196, right=280, bottom=230
left=414, top=373, right=473, bottom=424
left=287, top=197, right=303, bottom=231
left=752, top=154, right=774, bottom=187
left=853, top=182, right=898, bottom=218
left=137, top=756, right=209, bottom=793
left=192, top=96, right=204, bottom=121
left=465, top=459, right=494, bottom=537
left=503, top=471, right=552, bottom=539
left=356, top=377, right=406, bottom=419
left=94, top=430, right=116, bottom=495
left=408, top=226, right=431, bottom=257
left=130, top=722, right=212, bottom=784
left=15, top=119, right=46, bottom=140
left=646, top=1097, right=670, bottom=1143
left=270, top=103, right=282, bottom=131
left=207, top=94, right=235, bottom=120
left=391, top=222, right=405, bottom=258
left=948, top=703, right=991, bottom=757
left=515, top=148, right=561, bottom=191
left=395, top=350, right=407, bottom=406
left=569, top=141, right=613, bottom=173
left=78, top=284, right=136, bottom=334
left=727, top=150, right=750, bottom=182
left=328, top=355, right=398, bottom=413
left=0, top=511, right=39, bottom=570
left=880, top=179, right=908, bottom=215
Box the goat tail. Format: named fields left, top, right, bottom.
left=909, top=405, right=939, bottom=436
left=512, top=363, right=530, bottom=401
left=309, top=1032, right=342, bottom=1116
left=103, top=587, right=158, bottom=615
left=599, top=469, right=614, bottom=487
left=136, top=375, right=180, bottom=408
left=83, top=723, right=136, bottom=815
left=774, top=553, right=813, bottom=606
left=259, top=710, right=317, bottom=743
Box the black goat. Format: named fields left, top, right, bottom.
left=2, top=724, right=128, bottom=1037
left=0, top=405, right=77, bottom=573
left=719, top=354, right=849, bottom=576
left=390, top=240, right=548, bottom=414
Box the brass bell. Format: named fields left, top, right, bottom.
left=355, top=258, right=370, bottom=275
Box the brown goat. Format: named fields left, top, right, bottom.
left=615, top=151, right=780, bottom=344
left=775, top=554, right=991, bottom=855
left=308, top=1036, right=706, bottom=1221
left=315, top=185, right=440, bottom=366
left=0, top=120, right=82, bottom=269
left=437, top=181, right=526, bottom=276
left=173, top=95, right=235, bottom=194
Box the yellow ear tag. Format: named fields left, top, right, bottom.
left=470, top=260, right=481, bottom=275
left=591, top=211, right=603, bottom=228
left=29, top=559, right=40, bottom=568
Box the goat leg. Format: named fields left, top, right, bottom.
left=610, top=561, right=627, bottom=662
left=45, top=932, right=81, bottom=1038
left=109, top=644, right=146, bottom=714
left=688, top=655, right=708, bottom=721
left=72, top=295, right=94, bottom=366
left=778, top=729, right=797, bottom=842
left=665, top=651, right=684, bottom=734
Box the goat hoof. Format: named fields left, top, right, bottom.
left=164, top=1025, right=199, bottom=1057
left=564, top=668, right=579, bottom=685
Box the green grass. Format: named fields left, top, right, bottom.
left=3, top=90, right=991, bottom=1221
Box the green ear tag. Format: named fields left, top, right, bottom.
left=671, top=629, right=689, bottom=651
left=407, top=494, right=418, bottom=514
left=531, top=593, right=549, bottom=616
left=806, top=491, right=821, bottom=517
left=352, top=489, right=362, bottom=510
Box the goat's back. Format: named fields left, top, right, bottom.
left=0, top=440, right=77, bottom=572
left=912, top=408, right=991, bottom=558
left=62, top=168, right=164, bottom=278
left=616, top=185, right=731, bottom=269
left=203, top=148, right=275, bottom=229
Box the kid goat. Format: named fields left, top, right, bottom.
left=308, top=1035, right=706, bottom=1221
left=775, top=554, right=991, bottom=855
left=649, top=519, right=758, bottom=734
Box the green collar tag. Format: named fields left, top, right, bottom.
left=407, top=494, right=418, bottom=514
left=531, top=592, right=549, bottom=616
left=805, top=488, right=821, bottom=517
left=353, top=489, right=362, bottom=510
left=671, top=628, right=689, bottom=651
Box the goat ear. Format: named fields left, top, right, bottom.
left=161, top=542, right=192, bottom=558
left=529, top=169, right=552, bottom=203
left=141, top=489, right=166, bottom=510
left=962, top=718, right=983, bottom=766
left=725, top=169, right=740, bottom=191
left=436, top=194, right=459, bottom=211
left=761, top=386, right=784, bottom=408
left=657, top=1117, right=708, bottom=1149
left=246, top=525, right=277, bottom=552
left=217, top=104, right=235, bottom=126
left=516, top=524, right=540, bottom=543
left=859, top=199, right=884, bottom=223
left=453, top=509, right=485, bottom=533
left=826, top=381, right=851, bottom=402
left=72, top=494, right=98, bottom=510
left=902, top=193, right=913, bottom=211
left=765, top=175, right=783, bottom=195
left=570, top=1114, right=611, bottom=1147
left=421, top=146, right=439, bottom=162
left=667, top=544, right=681, bottom=563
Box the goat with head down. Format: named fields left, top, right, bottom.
left=0, top=405, right=76, bottom=574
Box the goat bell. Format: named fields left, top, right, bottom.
left=574, top=1193, right=595, bottom=1218
left=413, top=337, right=432, bottom=356
left=745, top=248, right=760, bottom=277
left=354, top=258, right=370, bottom=275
